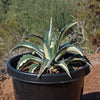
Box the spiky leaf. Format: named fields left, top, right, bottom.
left=55, top=44, right=83, bottom=61
left=24, top=34, right=52, bottom=59
left=55, top=60, right=72, bottom=78
left=37, top=58, right=54, bottom=78
left=43, top=40, right=52, bottom=59
left=50, top=31, right=56, bottom=57
left=64, top=54, right=92, bottom=66
left=11, top=42, right=44, bottom=58
left=56, top=22, right=78, bottom=51
left=17, top=54, right=42, bottom=70
left=24, top=34, right=45, bottom=42
left=38, top=46, right=44, bottom=53
left=29, top=64, right=39, bottom=73
left=46, top=17, right=53, bottom=46
left=59, top=42, right=71, bottom=49
left=66, top=55, right=92, bottom=67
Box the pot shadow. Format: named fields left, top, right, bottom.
left=82, top=92, right=100, bottom=100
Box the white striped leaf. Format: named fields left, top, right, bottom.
left=29, top=64, right=39, bottom=73
left=25, top=34, right=52, bottom=59
left=65, top=55, right=92, bottom=67
left=50, top=31, right=56, bottom=57
left=59, top=42, right=71, bottom=49
left=56, top=22, right=78, bottom=51
left=43, top=40, right=52, bottom=59
left=55, top=44, right=83, bottom=61
left=55, top=60, right=72, bottom=78
left=45, top=17, right=56, bottom=57
left=24, top=34, right=45, bottom=42
left=37, top=58, right=53, bottom=78
left=46, top=17, right=53, bottom=46
left=17, top=54, right=42, bottom=70
left=38, top=46, right=44, bottom=53
left=11, top=42, right=44, bottom=58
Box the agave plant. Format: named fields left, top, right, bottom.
left=11, top=17, right=92, bottom=78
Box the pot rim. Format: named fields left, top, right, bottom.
left=7, top=53, right=90, bottom=84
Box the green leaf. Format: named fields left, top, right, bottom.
left=37, top=58, right=53, bottom=78
left=50, top=31, right=56, bottom=57
left=29, top=64, right=39, bottom=73
left=64, top=54, right=92, bottom=67
left=11, top=42, right=44, bottom=58
left=59, top=42, right=71, bottom=49
left=24, top=34, right=45, bottom=42
left=38, top=46, right=44, bottom=53
left=45, top=17, right=57, bottom=57
left=37, top=58, right=49, bottom=78
left=55, top=44, right=84, bottom=61
left=24, top=34, right=52, bottom=59
left=56, top=22, right=78, bottom=51
left=43, top=40, right=52, bottom=59
left=84, top=56, right=93, bottom=67
left=17, top=54, right=42, bottom=70
left=46, top=17, right=53, bottom=46
left=55, top=60, right=72, bottom=78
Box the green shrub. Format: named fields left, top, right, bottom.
left=76, top=0, right=100, bottom=52
left=0, top=20, right=22, bottom=56
left=5, top=0, right=80, bottom=35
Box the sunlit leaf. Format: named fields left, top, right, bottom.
left=55, top=60, right=72, bottom=78
left=59, top=42, right=71, bottom=49
left=17, top=54, right=42, bottom=70
left=37, top=58, right=49, bottom=78
left=55, top=44, right=83, bottom=61
left=37, top=58, right=53, bottom=78
left=46, top=17, right=53, bottom=46
left=29, top=64, right=39, bottom=73
left=43, top=40, right=52, bottom=59
left=24, top=34, right=52, bottom=59
left=38, top=46, right=44, bottom=53
left=56, top=22, right=78, bottom=51
left=11, top=42, right=44, bottom=58
left=24, top=34, right=45, bottom=42
left=64, top=54, right=92, bottom=66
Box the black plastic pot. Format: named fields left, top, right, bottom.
left=7, top=54, right=90, bottom=100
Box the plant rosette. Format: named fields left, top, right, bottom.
left=7, top=17, right=92, bottom=100
left=10, top=17, right=92, bottom=79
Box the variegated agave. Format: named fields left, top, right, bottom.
left=11, top=17, right=92, bottom=78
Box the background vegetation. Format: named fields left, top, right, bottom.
left=76, top=0, right=100, bottom=53
left=0, top=0, right=100, bottom=68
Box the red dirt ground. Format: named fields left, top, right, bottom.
left=0, top=53, right=100, bottom=100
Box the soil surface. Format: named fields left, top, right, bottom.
left=0, top=53, right=100, bottom=100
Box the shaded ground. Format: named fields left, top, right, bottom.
left=0, top=53, right=100, bottom=100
